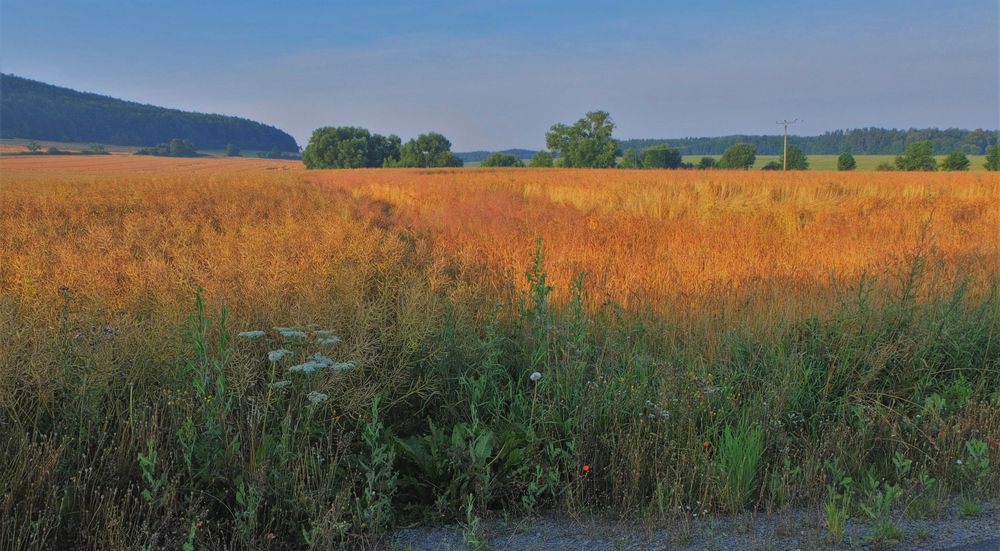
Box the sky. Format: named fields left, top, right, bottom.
left=1, top=0, right=997, bottom=150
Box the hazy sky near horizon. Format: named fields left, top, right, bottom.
left=1, top=0, right=997, bottom=150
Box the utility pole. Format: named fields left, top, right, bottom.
left=776, top=119, right=798, bottom=171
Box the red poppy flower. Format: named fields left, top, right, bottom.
left=582, top=464, right=590, bottom=472
left=703, top=441, right=711, bottom=448
left=265, top=533, right=276, bottom=541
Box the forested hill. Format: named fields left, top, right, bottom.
left=620, top=128, right=997, bottom=156
left=0, top=74, right=298, bottom=151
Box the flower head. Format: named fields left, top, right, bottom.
left=268, top=380, right=291, bottom=389
left=238, top=330, right=266, bottom=338
left=307, top=391, right=329, bottom=404
left=289, top=361, right=326, bottom=374
left=703, top=441, right=711, bottom=449
left=529, top=372, right=542, bottom=382
left=274, top=327, right=307, bottom=339
left=268, top=349, right=292, bottom=363
left=582, top=464, right=590, bottom=472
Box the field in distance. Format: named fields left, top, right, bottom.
left=1, top=155, right=996, bottom=547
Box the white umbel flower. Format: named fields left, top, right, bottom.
left=268, top=349, right=292, bottom=362
left=307, top=391, right=329, bottom=404
left=530, top=372, right=542, bottom=382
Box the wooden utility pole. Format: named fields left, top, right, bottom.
left=776, top=119, right=798, bottom=171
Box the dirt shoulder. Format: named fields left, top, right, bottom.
left=388, top=499, right=999, bottom=550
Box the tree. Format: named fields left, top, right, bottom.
left=761, top=160, right=782, bottom=170
left=481, top=152, right=524, bottom=167
left=778, top=145, right=808, bottom=170
left=393, top=133, right=463, bottom=168
left=168, top=138, right=197, bottom=157
left=225, top=144, right=241, bottom=157
left=619, top=148, right=640, bottom=168
left=545, top=111, right=618, bottom=168
left=985, top=143, right=1000, bottom=171
left=836, top=152, right=856, bottom=171
left=875, top=162, right=895, bottom=171
left=528, top=151, right=554, bottom=167
left=369, top=133, right=402, bottom=167
left=697, top=157, right=718, bottom=169
left=940, top=151, right=970, bottom=171
left=639, top=144, right=682, bottom=169
left=302, top=127, right=400, bottom=169
left=895, top=141, right=937, bottom=171
left=25, top=141, right=41, bottom=152
left=718, top=143, right=756, bottom=169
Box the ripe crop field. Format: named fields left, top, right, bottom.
left=1, top=156, right=997, bottom=548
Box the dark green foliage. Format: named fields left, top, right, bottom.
left=301, top=127, right=401, bottom=169
left=984, top=143, right=1000, bottom=171
left=940, top=151, right=970, bottom=171
left=257, top=147, right=298, bottom=160
left=639, top=144, right=682, bottom=169
left=481, top=152, right=524, bottom=167
left=761, top=160, right=782, bottom=170
left=391, top=132, right=463, bottom=168
left=619, top=127, right=998, bottom=155
left=895, top=141, right=937, bottom=171
left=876, top=162, right=896, bottom=171
left=718, top=143, right=757, bottom=169
left=837, top=152, right=857, bottom=171
left=455, top=149, right=536, bottom=163
left=528, top=151, right=554, bottom=167
left=545, top=111, right=618, bottom=168
left=697, top=156, right=718, bottom=169
left=0, top=74, right=298, bottom=151
left=619, top=148, right=640, bottom=168
left=778, top=145, right=809, bottom=170
left=224, top=144, right=241, bottom=157
left=136, top=138, right=197, bottom=157
left=25, top=141, right=40, bottom=152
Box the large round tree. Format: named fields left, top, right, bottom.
left=718, top=143, right=757, bottom=170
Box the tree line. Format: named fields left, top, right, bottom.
left=303, top=111, right=1000, bottom=171
left=620, top=127, right=997, bottom=155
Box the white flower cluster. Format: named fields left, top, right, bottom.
left=645, top=399, right=670, bottom=419
left=289, top=353, right=356, bottom=374
left=244, top=325, right=355, bottom=407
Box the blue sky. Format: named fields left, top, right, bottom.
left=1, top=0, right=997, bottom=150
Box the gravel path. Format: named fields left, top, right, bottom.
left=388, top=499, right=999, bottom=550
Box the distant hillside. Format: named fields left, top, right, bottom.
left=619, top=128, right=997, bottom=156
left=0, top=74, right=298, bottom=152
left=455, top=148, right=538, bottom=163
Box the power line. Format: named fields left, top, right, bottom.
left=776, top=119, right=799, bottom=171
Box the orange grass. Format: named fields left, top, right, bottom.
left=309, top=168, right=999, bottom=319
left=2, top=158, right=996, bottom=325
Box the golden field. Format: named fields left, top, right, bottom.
left=1, top=155, right=998, bottom=548
left=3, top=155, right=996, bottom=322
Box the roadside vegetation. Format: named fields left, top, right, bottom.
left=1, top=162, right=996, bottom=549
